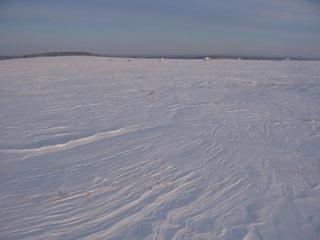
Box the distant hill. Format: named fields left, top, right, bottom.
left=0, top=52, right=104, bottom=60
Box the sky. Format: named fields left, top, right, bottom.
left=0, top=0, right=320, bottom=58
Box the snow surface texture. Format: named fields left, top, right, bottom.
left=1, top=57, right=320, bottom=240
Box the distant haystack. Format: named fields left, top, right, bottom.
left=282, top=58, right=291, bottom=62
left=203, top=57, right=210, bottom=61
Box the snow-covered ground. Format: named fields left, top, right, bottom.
left=1, top=57, right=320, bottom=240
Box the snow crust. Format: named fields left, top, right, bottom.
left=1, top=57, right=320, bottom=239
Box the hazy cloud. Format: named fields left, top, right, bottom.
left=0, top=0, right=319, bottom=58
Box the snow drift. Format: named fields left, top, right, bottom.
left=1, top=57, right=320, bottom=240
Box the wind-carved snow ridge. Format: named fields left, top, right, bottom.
left=0, top=125, right=140, bottom=155
left=1, top=57, right=320, bottom=240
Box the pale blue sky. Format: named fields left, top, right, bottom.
left=0, top=0, right=319, bottom=58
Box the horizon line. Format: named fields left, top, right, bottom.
left=1, top=51, right=319, bottom=61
